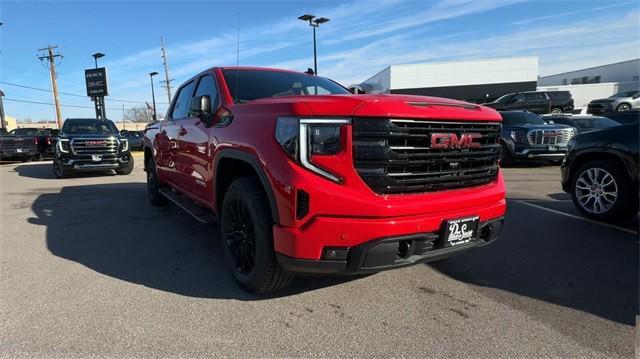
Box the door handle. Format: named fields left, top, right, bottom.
left=178, top=127, right=188, bottom=136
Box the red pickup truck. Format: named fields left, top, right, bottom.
left=143, top=67, right=506, bottom=293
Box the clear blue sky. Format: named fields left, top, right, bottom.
left=1, top=0, right=638, bottom=121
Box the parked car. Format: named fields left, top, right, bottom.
left=545, top=115, right=620, bottom=134
left=587, top=90, right=640, bottom=114
left=0, top=130, right=39, bottom=162
left=120, top=130, right=144, bottom=151
left=499, top=110, right=577, bottom=166
left=53, top=118, right=134, bottom=178
left=9, top=127, right=59, bottom=160
left=561, top=122, right=638, bottom=221
left=144, top=66, right=506, bottom=293
left=483, top=91, right=574, bottom=115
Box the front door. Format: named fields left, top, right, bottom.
left=176, top=74, right=220, bottom=203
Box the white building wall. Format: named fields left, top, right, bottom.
left=537, top=83, right=619, bottom=109
left=538, top=59, right=640, bottom=86
left=389, top=57, right=538, bottom=89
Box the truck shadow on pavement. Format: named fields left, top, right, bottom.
left=431, top=200, right=638, bottom=326
left=27, top=182, right=353, bottom=300
left=14, top=163, right=118, bottom=180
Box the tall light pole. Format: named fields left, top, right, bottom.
left=298, top=14, right=330, bottom=75
left=149, top=72, right=159, bottom=122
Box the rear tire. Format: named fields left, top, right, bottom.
left=146, top=157, right=168, bottom=206
left=550, top=107, right=563, bottom=115
left=571, top=160, right=638, bottom=221
left=220, top=177, right=294, bottom=293
left=116, top=156, right=134, bottom=175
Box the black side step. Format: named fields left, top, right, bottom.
left=159, top=188, right=216, bottom=224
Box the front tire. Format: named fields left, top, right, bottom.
left=571, top=160, right=638, bottom=221
left=116, top=156, right=134, bottom=175
left=499, top=142, right=513, bottom=167
left=53, top=159, right=71, bottom=179
left=616, top=103, right=631, bottom=112
left=220, top=177, right=294, bottom=293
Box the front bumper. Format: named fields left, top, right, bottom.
left=512, top=146, right=568, bottom=161
left=57, top=153, right=131, bottom=171
left=587, top=103, right=613, bottom=114
left=277, top=217, right=504, bottom=274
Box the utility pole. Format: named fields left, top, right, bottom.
left=122, top=104, right=125, bottom=130
left=38, top=45, right=63, bottom=129
left=160, top=36, right=173, bottom=104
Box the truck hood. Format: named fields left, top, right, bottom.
left=245, top=94, right=501, bottom=121
left=504, top=123, right=573, bottom=131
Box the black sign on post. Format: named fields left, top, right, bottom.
left=85, top=67, right=109, bottom=97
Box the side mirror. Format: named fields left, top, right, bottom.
left=190, top=95, right=218, bottom=126
left=190, top=95, right=211, bottom=117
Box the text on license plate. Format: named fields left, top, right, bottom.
left=443, top=216, right=479, bottom=247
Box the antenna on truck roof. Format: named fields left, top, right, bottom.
left=234, top=13, right=240, bottom=104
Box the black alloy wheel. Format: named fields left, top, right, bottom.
left=225, top=198, right=257, bottom=275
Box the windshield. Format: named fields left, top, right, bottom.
left=62, top=119, right=119, bottom=135
left=222, top=69, right=351, bottom=103
left=500, top=111, right=547, bottom=125
left=609, top=90, right=639, bottom=98
left=494, top=94, right=513, bottom=103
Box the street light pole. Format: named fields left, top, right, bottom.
left=298, top=14, right=330, bottom=75
left=149, top=72, right=159, bottom=122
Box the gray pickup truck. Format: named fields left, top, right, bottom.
left=0, top=128, right=39, bottom=162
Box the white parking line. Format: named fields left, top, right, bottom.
left=513, top=200, right=639, bottom=236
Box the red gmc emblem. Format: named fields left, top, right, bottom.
left=85, top=140, right=106, bottom=145
left=431, top=133, right=482, bottom=149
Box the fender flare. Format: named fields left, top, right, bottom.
left=214, top=149, right=280, bottom=224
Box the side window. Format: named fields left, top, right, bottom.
left=170, top=81, right=196, bottom=120
left=193, top=75, right=219, bottom=111
left=525, top=92, right=546, bottom=100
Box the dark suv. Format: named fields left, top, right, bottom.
left=561, top=122, right=638, bottom=221
left=484, top=91, right=574, bottom=115
left=499, top=111, right=577, bottom=166
left=53, top=118, right=133, bottom=178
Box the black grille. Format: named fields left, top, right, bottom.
left=352, top=118, right=501, bottom=194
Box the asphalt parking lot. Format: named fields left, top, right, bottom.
left=1, top=154, right=637, bottom=358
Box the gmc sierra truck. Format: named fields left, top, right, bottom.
left=144, top=67, right=506, bottom=293
left=53, top=118, right=134, bottom=178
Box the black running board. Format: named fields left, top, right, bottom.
left=159, top=188, right=216, bottom=224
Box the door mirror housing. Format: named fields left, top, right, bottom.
left=190, top=95, right=218, bottom=126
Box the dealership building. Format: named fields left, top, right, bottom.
left=538, top=58, right=639, bottom=90
left=352, top=57, right=539, bottom=103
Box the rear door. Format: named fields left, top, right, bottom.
left=526, top=92, right=550, bottom=114
left=176, top=74, right=221, bottom=203
left=155, top=80, right=196, bottom=187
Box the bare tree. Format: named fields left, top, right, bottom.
left=124, top=106, right=152, bottom=123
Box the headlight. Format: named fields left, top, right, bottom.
left=120, top=138, right=129, bottom=152
left=57, top=139, right=70, bottom=153
left=275, top=117, right=350, bottom=182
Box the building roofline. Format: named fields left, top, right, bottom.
left=389, top=56, right=539, bottom=68
left=540, top=58, right=640, bottom=78
left=360, top=66, right=391, bottom=85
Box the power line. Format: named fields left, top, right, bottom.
left=0, top=81, right=170, bottom=105
left=4, top=97, right=167, bottom=112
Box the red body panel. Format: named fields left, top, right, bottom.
left=148, top=67, right=507, bottom=261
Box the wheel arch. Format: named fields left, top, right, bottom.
left=569, top=150, right=633, bottom=188
left=214, top=149, right=280, bottom=224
